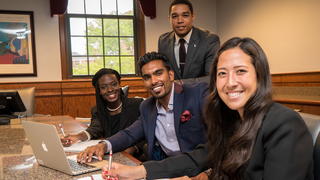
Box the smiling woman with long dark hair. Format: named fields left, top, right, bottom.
left=205, top=37, right=273, bottom=179
left=203, top=37, right=313, bottom=180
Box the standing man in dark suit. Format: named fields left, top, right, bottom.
left=77, top=52, right=208, bottom=163
left=158, top=0, right=220, bottom=83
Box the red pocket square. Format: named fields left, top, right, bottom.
left=180, top=110, right=192, bottom=123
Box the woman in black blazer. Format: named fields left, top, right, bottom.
left=102, top=38, right=313, bottom=180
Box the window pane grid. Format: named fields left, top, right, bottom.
left=67, top=14, right=134, bottom=19
left=116, top=12, right=122, bottom=74
left=67, top=0, right=136, bottom=76
left=70, top=35, right=134, bottom=38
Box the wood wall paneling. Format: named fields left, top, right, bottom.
left=62, top=95, right=95, bottom=118
left=0, top=78, right=148, bottom=118
left=272, top=71, right=320, bottom=115
left=36, top=96, right=62, bottom=115
left=61, top=80, right=95, bottom=117
left=2, top=71, right=317, bottom=117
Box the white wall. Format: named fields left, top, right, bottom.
left=2, top=0, right=319, bottom=83
left=0, top=0, right=61, bottom=82
left=145, top=0, right=218, bottom=52
left=217, top=0, right=320, bottom=73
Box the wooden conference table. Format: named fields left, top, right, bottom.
left=0, top=115, right=140, bottom=180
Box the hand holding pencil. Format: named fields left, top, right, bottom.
left=107, top=150, right=113, bottom=179
left=58, top=123, right=79, bottom=147
left=102, top=161, right=147, bottom=180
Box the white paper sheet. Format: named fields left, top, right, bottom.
left=63, top=140, right=101, bottom=152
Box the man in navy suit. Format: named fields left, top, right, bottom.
left=77, top=52, right=208, bottom=162
left=158, top=0, right=220, bottom=83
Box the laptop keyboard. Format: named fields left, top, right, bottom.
left=68, top=159, right=97, bottom=172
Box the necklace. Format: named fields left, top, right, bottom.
left=106, top=102, right=122, bottom=112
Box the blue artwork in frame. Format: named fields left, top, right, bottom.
left=0, top=10, right=37, bottom=77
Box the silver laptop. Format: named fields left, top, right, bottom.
left=22, top=120, right=101, bottom=175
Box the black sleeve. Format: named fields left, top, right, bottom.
left=85, top=106, right=104, bottom=139
left=143, top=144, right=208, bottom=179
left=261, top=107, right=313, bottom=180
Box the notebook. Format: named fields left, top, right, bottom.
left=22, top=120, right=104, bottom=176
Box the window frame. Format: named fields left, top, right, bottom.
left=59, top=1, right=145, bottom=79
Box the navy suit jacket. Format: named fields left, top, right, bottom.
left=108, top=82, right=208, bottom=160
left=158, top=27, right=220, bottom=81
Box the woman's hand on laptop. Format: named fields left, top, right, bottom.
left=77, top=143, right=106, bottom=163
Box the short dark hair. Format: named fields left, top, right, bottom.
left=137, top=52, right=172, bottom=75
left=92, top=68, right=121, bottom=87
left=169, top=0, right=194, bottom=15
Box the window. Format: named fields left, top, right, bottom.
left=64, top=0, right=143, bottom=77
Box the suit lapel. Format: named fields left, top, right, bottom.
left=184, top=28, right=200, bottom=76
left=168, top=32, right=180, bottom=78
left=147, top=99, right=158, bottom=149
left=173, top=83, right=184, bottom=137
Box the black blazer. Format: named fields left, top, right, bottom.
left=143, top=103, right=314, bottom=180
left=86, top=96, right=143, bottom=139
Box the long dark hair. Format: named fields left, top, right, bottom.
left=205, top=37, right=273, bottom=179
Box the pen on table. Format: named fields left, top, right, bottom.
left=107, top=150, right=113, bottom=179
left=58, top=123, right=66, bottom=137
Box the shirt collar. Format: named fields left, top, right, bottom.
left=156, top=83, right=174, bottom=111
left=174, top=28, right=193, bottom=45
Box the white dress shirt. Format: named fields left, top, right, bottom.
left=174, top=28, right=193, bottom=68
left=155, top=84, right=180, bottom=156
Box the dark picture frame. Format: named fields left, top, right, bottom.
left=0, top=10, right=37, bottom=77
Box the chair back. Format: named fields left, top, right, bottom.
left=299, top=112, right=320, bottom=180
left=17, top=87, right=35, bottom=117
left=121, top=85, right=129, bottom=97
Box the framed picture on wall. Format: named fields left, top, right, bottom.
left=0, top=10, right=37, bottom=77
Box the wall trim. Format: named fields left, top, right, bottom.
left=272, top=71, right=320, bottom=86
left=271, top=71, right=320, bottom=115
